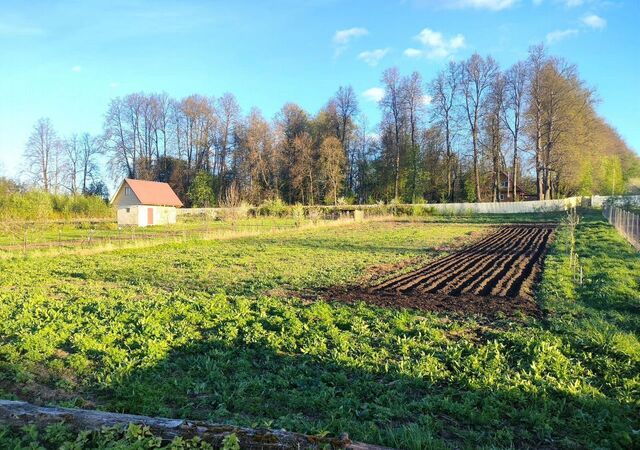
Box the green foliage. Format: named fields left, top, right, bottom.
left=0, top=214, right=637, bottom=449
left=0, top=190, right=112, bottom=221
left=257, top=197, right=288, bottom=217
left=291, top=203, right=305, bottom=226
left=600, top=155, right=625, bottom=196
left=188, top=171, right=215, bottom=208
left=0, top=423, right=214, bottom=449
left=0, top=177, right=20, bottom=196
left=463, top=177, right=477, bottom=203
left=221, top=433, right=240, bottom=450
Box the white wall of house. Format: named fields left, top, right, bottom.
left=117, top=205, right=177, bottom=227
left=117, top=205, right=139, bottom=226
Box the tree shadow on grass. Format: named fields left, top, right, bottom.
left=95, top=333, right=636, bottom=450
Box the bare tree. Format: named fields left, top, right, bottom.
left=461, top=54, right=498, bottom=202
left=275, top=103, right=310, bottom=202
left=236, top=108, right=278, bottom=202
left=62, top=134, right=81, bottom=194
left=485, top=73, right=506, bottom=202
left=429, top=61, right=460, bottom=201
left=215, top=93, right=240, bottom=199
left=104, top=96, right=137, bottom=179
left=402, top=71, right=425, bottom=201
left=24, top=118, right=58, bottom=192
left=526, top=45, right=547, bottom=200
left=353, top=114, right=374, bottom=203
left=503, top=61, right=528, bottom=201
left=335, top=85, right=359, bottom=148
left=380, top=68, right=405, bottom=200
left=80, top=133, right=103, bottom=194
left=334, top=86, right=359, bottom=192
left=319, top=136, right=346, bottom=205
left=292, top=132, right=315, bottom=204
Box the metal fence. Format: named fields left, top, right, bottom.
left=603, top=205, right=640, bottom=251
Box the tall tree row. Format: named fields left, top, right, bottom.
left=23, top=45, right=640, bottom=204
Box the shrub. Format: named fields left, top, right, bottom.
left=291, top=203, right=305, bottom=226
left=188, top=171, right=215, bottom=208
left=257, top=198, right=288, bottom=217
left=0, top=191, right=111, bottom=221
left=307, top=207, right=323, bottom=223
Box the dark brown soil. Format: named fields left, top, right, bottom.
left=323, top=224, right=555, bottom=320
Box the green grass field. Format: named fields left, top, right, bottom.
left=0, top=210, right=638, bottom=449
left=0, top=210, right=566, bottom=255
left=0, top=217, right=305, bottom=251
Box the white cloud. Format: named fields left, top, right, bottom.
left=332, top=27, right=369, bottom=57
left=422, top=95, right=433, bottom=106
left=449, top=34, right=465, bottom=49
left=429, top=0, right=516, bottom=10
left=417, top=28, right=445, bottom=47
left=404, top=48, right=422, bottom=58
left=563, top=0, right=583, bottom=6
left=71, top=66, right=82, bottom=72
left=405, top=28, right=465, bottom=59
left=582, top=14, right=606, bottom=29
left=109, top=82, right=120, bottom=89
left=532, top=0, right=543, bottom=5
left=333, top=27, right=368, bottom=45
left=362, top=87, right=385, bottom=102
left=546, top=28, right=578, bottom=44
left=357, top=48, right=390, bottom=66
left=454, top=0, right=516, bottom=10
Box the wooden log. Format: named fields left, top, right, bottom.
left=0, top=400, right=393, bottom=450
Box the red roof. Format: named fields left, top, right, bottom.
left=124, top=178, right=183, bottom=207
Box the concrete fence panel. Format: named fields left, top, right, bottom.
left=178, top=197, right=585, bottom=217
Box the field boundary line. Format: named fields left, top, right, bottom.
left=0, top=215, right=395, bottom=258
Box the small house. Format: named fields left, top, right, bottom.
left=110, top=178, right=183, bottom=227
left=497, top=171, right=529, bottom=202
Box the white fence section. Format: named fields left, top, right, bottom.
left=177, top=196, right=640, bottom=217
left=603, top=205, right=640, bottom=251
left=179, top=197, right=583, bottom=216
left=591, top=195, right=640, bottom=208
left=424, top=197, right=581, bottom=214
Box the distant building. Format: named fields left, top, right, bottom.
left=110, top=179, right=183, bottom=227
left=497, top=171, right=529, bottom=202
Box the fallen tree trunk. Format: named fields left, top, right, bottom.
left=0, top=400, right=392, bottom=449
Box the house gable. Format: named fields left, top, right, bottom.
left=110, top=179, right=183, bottom=208
left=111, top=180, right=143, bottom=208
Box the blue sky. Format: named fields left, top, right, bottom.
left=0, top=0, right=638, bottom=178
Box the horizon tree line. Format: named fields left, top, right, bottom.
left=20, top=44, right=640, bottom=206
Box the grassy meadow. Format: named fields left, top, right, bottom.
left=0, top=210, right=638, bottom=449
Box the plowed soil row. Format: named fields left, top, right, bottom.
left=374, top=224, right=554, bottom=298
left=326, top=224, right=555, bottom=319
